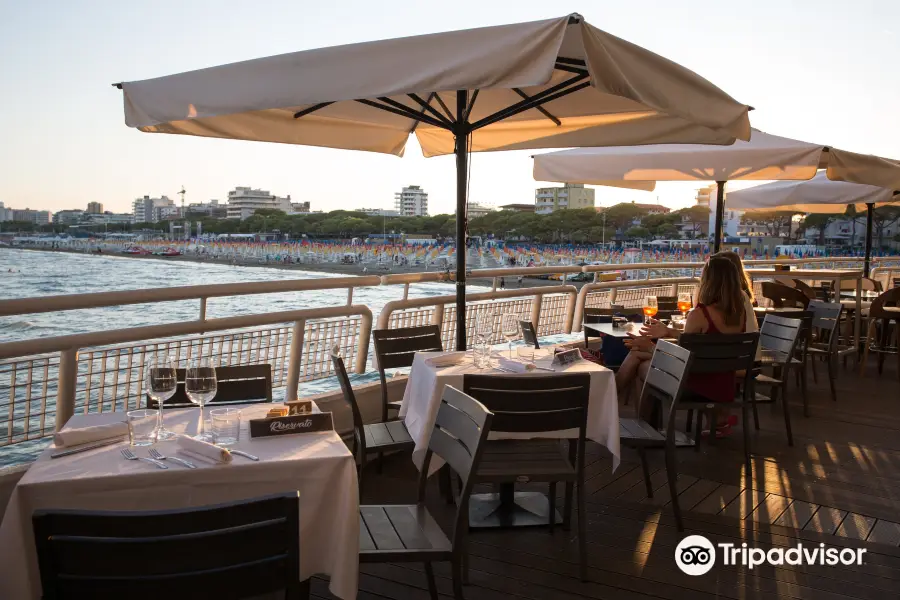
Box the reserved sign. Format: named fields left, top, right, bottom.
left=553, top=348, right=582, bottom=366
left=249, top=412, right=334, bottom=438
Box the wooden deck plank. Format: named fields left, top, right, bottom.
left=868, top=520, right=900, bottom=547
left=750, top=493, right=792, bottom=524
left=836, top=513, right=878, bottom=541
left=720, top=488, right=768, bottom=520
left=641, top=474, right=699, bottom=507
left=773, top=500, right=819, bottom=530
left=692, top=484, right=742, bottom=515
left=677, top=479, right=722, bottom=511
left=804, top=507, right=849, bottom=535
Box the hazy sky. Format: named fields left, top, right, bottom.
left=1, top=0, right=898, bottom=215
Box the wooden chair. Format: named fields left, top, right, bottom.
left=146, top=364, right=272, bottom=409
left=806, top=301, right=844, bottom=403
left=762, top=281, right=810, bottom=309
left=373, top=325, right=443, bottom=422
left=332, top=352, right=414, bottom=490
left=32, top=493, right=306, bottom=600
left=359, top=386, right=493, bottom=600
left=792, top=279, right=818, bottom=301
left=753, top=314, right=804, bottom=438
left=860, top=288, right=900, bottom=380
left=678, top=332, right=760, bottom=473
left=519, top=320, right=540, bottom=349
left=463, top=373, right=591, bottom=581
left=619, top=340, right=694, bottom=531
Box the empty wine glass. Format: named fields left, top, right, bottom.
left=501, top=313, right=520, bottom=358
left=145, top=354, right=177, bottom=441
left=185, top=356, right=217, bottom=441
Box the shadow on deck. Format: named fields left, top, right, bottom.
left=318, top=355, right=900, bottom=600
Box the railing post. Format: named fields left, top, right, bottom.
left=54, top=348, right=78, bottom=432
left=530, top=294, right=543, bottom=332
left=609, top=288, right=618, bottom=305
left=669, top=283, right=678, bottom=296
left=285, top=320, right=305, bottom=402
left=356, top=310, right=372, bottom=374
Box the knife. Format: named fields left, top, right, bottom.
left=51, top=436, right=124, bottom=459
left=230, top=449, right=259, bottom=461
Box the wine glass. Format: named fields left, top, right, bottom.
left=185, top=357, right=217, bottom=441
left=677, top=292, right=693, bottom=318
left=642, top=296, right=658, bottom=325
left=501, top=313, right=520, bottom=358
left=145, top=354, right=177, bottom=441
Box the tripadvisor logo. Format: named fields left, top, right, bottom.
left=675, top=535, right=866, bottom=575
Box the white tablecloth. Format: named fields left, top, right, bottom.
left=0, top=403, right=359, bottom=600
left=400, top=350, right=620, bottom=474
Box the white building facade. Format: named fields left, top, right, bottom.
left=12, top=209, right=51, bottom=225
left=226, top=187, right=292, bottom=220
left=132, top=195, right=177, bottom=223
left=53, top=209, right=85, bottom=225
left=534, top=183, right=595, bottom=214
left=394, top=185, right=429, bottom=216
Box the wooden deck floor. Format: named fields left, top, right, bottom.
left=318, top=355, right=900, bottom=600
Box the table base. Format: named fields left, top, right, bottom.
left=468, top=487, right=562, bottom=529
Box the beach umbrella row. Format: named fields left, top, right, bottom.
left=115, top=13, right=750, bottom=349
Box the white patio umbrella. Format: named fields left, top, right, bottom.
left=533, top=130, right=900, bottom=253
left=726, top=171, right=900, bottom=274
left=115, top=13, right=752, bottom=349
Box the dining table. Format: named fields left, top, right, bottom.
left=400, top=348, right=619, bottom=529
left=582, top=320, right=644, bottom=338
left=0, top=402, right=360, bottom=600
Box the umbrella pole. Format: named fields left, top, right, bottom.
left=713, top=180, right=726, bottom=253
left=454, top=90, right=469, bottom=351
left=864, top=202, right=874, bottom=277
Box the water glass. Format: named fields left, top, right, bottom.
left=127, top=409, right=158, bottom=446
left=145, top=354, right=177, bottom=441
left=210, top=407, right=241, bottom=446
left=186, top=357, right=218, bottom=441
left=517, top=346, right=535, bottom=364
left=474, top=339, right=492, bottom=369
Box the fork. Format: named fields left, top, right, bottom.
left=149, top=448, right=196, bottom=469
left=120, top=448, right=168, bottom=469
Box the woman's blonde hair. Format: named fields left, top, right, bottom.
left=713, top=250, right=754, bottom=302
left=698, top=256, right=746, bottom=327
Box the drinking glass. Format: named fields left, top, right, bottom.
left=473, top=313, right=494, bottom=368
left=501, top=313, right=520, bottom=358
left=642, top=296, right=658, bottom=325
left=677, top=292, right=693, bottom=318
left=127, top=409, right=158, bottom=446
left=145, top=354, right=177, bottom=441
left=516, top=346, right=535, bottom=364
left=210, top=407, right=241, bottom=446
left=185, top=357, right=218, bottom=441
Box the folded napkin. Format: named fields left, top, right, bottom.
left=496, top=357, right=535, bottom=373
left=424, top=351, right=468, bottom=368
left=176, top=435, right=232, bottom=464
left=54, top=421, right=128, bottom=448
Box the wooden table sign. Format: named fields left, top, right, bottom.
left=250, top=412, right=334, bottom=438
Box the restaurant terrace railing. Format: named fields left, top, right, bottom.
left=0, top=257, right=896, bottom=450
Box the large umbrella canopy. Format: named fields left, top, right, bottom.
left=116, top=13, right=752, bottom=350
left=727, top=171, right=899, bottom=274
left=533, top=130, right=900, bottom=252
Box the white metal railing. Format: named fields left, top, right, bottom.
left=0, top=256, right=890, bottom=450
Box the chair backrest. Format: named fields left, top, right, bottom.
left=519, top=320, right=539, bottom=349
left=762, top=281, right=810, bottom=309
left=331, top=353, right=365, bottom=458
left=759, top=314, right=804, bottom=358
left=792, top=279, right=817, bottom=300
left=373, top=325, right=443, bottom=371
left=638, top=340, right=693, bottom=431
left=146, top=365, right=272, bottom=409
left=418, top=386, right=493, bottom=546
left=868, top=287, right=900, bottom=319
left=863, top=277, right=883, bottom=293
left=808, top=301, right=842, bottom=350
left=678, top=332, right=760, bottom=379
left=893, top=277, right=900, bottom=289
left=462, top=373, right=590, bottom=434
left=656, top=295, right=678, bottom=318
left=33, top=493, right=300, bottom=600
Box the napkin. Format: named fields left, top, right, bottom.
left=424, top=351, right=468, bottom=368
left=496, top=357, right=535, bottom=373
left=54, top=422, right=128, bottom=448
left=176, top=436, right=232, bottom=464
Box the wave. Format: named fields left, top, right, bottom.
left=0, top=320, right=40, bottom=331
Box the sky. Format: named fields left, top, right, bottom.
left=1, top=0, right=898, bottom=216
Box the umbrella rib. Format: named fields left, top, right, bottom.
left=469, top=74, right=590, bottom=131
left=407, top=93, right=453, bottom=127
left=512, top=88, right=561, bottom=126
left=432, top=93, right=455, bottom=123
left=293, top=102, right=334, bottom=119
left=464, top=90, right=479, bottom=121
left=355, top=98, right=450, bottom=130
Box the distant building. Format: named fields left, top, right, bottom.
left=358, top=207, right=400, bottom=217
left=394, top=185, right=429, bottom=216
left=133, top=195, right=177, bottom=223
left=84, top=212, right=135, bottom=226
left=696, top=185, right=742, bottom=239
left=466, top=203, right=495, bottom=219
left=86, top=202, right=104, bottom=214
left=631, top=203, right=671, bottom=215
left=498, top=203, right=536, bottom=213
left=290, top=201, right=311, bottom=214
left=186, top=200, right=227, bottom=219
left=53, top=209, right=85, bottom=225
left=226, top=187, right=292, bottom=220
left=12, top=209, right=51, bottom=225
left=0, top=202, right=11, bottom=222
left=534, top=183, right=595, bottom=214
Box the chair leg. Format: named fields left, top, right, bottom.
left=741, top=401, right=752, bottom=478
left=562, top=482, right=574, bottom=531
left=423, top=563, right=439, bottom=600
left=827, top=353, right=838, bottom=403
left=860, top=322, right=873, bottom=377
left=694, top=411, right=703, bottom=451
left=548, top=482, right=557, bottom=532
left=358, top=455, right=367, bottom=498
left=800, top=363, right=809, bottom=417
left=638, top=449, right=653, bottom=498
left=781, top=379, right=794, bottom=446
left=665, top=442, right=684, bottom=532
left=451, top=557, right=465, bottom=600
left=577, top=479, right=588, bottom=582
left=685, top=409, right=693, bottom=433
left=749, top=379, right=760, bottom=430
left=809, top=353, right=818, bottom=384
